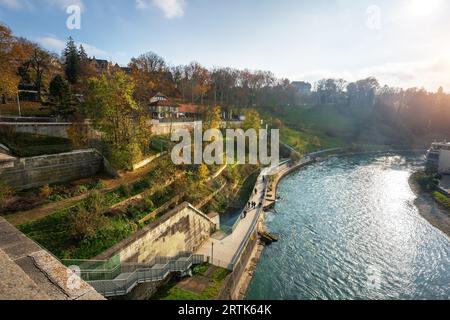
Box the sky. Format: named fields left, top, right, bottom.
left=1, top=0, right=449, bottom=91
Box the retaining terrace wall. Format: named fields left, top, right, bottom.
left=0, top=149, right=103, bottom=190
left=95, top=202, right=216, bottom=264
left=0, top=120, right=243, bottom=139
left=0, top=122, right=73, bottom=138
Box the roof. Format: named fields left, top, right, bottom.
left=179, top=104, right=199, bottom=114
left=149, top=100, right=178, bottom=107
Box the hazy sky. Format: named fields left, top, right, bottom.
left=1, top=0, right=449, bottom=91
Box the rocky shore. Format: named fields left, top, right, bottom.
left=409, top=174, right=450, bottom=238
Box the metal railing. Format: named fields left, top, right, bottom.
left=67, top=252, right=205, bottom=297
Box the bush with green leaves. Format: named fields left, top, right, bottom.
left=69, top=191, right=110, bottom=241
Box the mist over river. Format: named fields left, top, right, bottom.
left=247, top=154, right=450, bottom=300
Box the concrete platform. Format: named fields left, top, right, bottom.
left=0, top=217, right=105, bottom=300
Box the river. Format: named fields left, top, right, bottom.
left=246, top=153, right=450, bottom=300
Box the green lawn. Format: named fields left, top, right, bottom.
left=280, top=126, right=346, bottom=154
left=433, top=191, right=450, bottom=211
left=152, top=264, right=230, bottom=300
left=261, top=105, right=350, bottom=154
left=0, top=132, right=72, bottom=157
left=0, top=102, right=51, bottom=117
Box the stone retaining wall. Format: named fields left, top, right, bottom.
left=0, top=149, right=104, bottom=190
left=0, top=120, right=243, bottom=139
left=95, top=202, right=216, bottom=264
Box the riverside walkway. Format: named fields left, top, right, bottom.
left=196, top=160, right=296, bottom=269
left=196, top=148, right=341, bottom=270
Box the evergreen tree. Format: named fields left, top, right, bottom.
left=63, top=37, right=80, bottom=84
left=48, top=74, right=74, bottom=118
left=78, top=44, right=88, bottom=61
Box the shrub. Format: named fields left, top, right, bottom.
left=415, top=172, right=440, bottom=191
left=76, top=185, right=89, bottom=195
left=290, top=151, right=302, bottom=162
left=93, top=180, right=106, bottom=190
left=117, top=184, right=131, bottom=198
left=198, top=164, right=210, bottom=181
left=39, top=185, right=52, bottom=198
left=0, top=178, right=13, bottom=202
left=69, top=206, right=110, bottom=241
left=83, top=191, right=108, bottom=214
left=48, top=194, right=65, bottom=203
left=67, top=122, right=89, bottom=148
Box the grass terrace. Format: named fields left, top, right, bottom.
left=0, top=131, right=73, bottom=157
left=152, top=263, right=230, bottom=300
left=16, top=153, right=253, bottom=260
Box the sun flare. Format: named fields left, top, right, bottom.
left=409, top=0, right=441, bottom=17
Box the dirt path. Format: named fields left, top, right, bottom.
left=409, top=176, right=450, bottom=238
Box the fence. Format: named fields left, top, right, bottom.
left=217, top=228, right=260, bottom=300
left=65, top=252, right=205, bottom=297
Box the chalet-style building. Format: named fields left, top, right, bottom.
left=148, top=93, right=179, bottom=119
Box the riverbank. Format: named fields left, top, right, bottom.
left=409, top=174, right=450, bottom=238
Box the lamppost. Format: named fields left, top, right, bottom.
left=211, top=242, right=214, bottom=264
left=16, top=91, right=22, bottom=117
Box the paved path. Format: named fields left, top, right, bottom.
left=196, top=164, right=281, bottom=268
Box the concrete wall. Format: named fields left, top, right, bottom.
left=96, top=202, right=216, bottom=264
left=0, top=122, right=73, bottom=138
left=0, top=120, right=243, bottom=139
left=0, top=149, right=103, bottom=190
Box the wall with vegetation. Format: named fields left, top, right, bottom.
left=0, top=149, right=103, bottom=190
left=96, top=202, right=216, bottom=264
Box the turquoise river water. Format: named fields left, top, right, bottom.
left=246, top=153, right=450, bottom=300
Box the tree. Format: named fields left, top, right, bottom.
left=204, top=106, right=222, bottom=130
left=272, top=118, right=283, bottom=129
left=26, top=45, right=57, bottom=99
left=0, top=24, right=31, bottom=101
left=198, top=164, right=209, bottom=182
left=48, top=74, right=74, bottom=118
left=290, top=151, right=302, bottom=163
left=83, top=71, right=151, bottom=169
left=63, top=37, right=81, bottom=84
left=243, top=109, right=261, bottom=131
left=129, top=51, right=177, bottom=103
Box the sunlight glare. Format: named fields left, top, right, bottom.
left=409, top=0, right=441, bottom=17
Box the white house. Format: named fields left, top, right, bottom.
left=426, top=142, right=450, bottom=174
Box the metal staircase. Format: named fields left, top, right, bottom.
left=65, top=252, right=206, bottom=297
